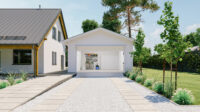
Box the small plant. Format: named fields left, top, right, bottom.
left=15, top=79, right=23, bottom=84
left=129, top=72, right=137, bottom=80
left=7, top=73, right=15, bottom=86
left=141, top=74, right=147, bottom=84
left=144, top=79, right=153, bottom=87
left=164, top=80, right=174, bottom=98
left=21, top=71, right=28, bottom=81
left=136, top=75, right=143, bottom=83
left=0, top=82, right=8, bottom=89
left=153, top=81, right=164, bottom=94
left=172, top=88, right=194, bottom=105
left=125, top=71, right=131, bottom=77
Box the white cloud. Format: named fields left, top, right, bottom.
left=150, top=27, right=164, bottom=38
left=185, top=24, right=200, bottom=34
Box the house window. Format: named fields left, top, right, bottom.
left=13, top=50, right=32, bottom=65
left=58, top=31, right=61, bottom=42
left=52, top=27, right=57, bottom=40
left=52, top=52, right=57, bottom=65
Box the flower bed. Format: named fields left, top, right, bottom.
left=0, top=72, right=29, bottom=90
left=124, top=70, right=195, bottom=105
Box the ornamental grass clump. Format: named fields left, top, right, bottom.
left=164, top=80, right=174, bottom=98
left=144, top=79, right=153, bottom=87
left=21, top=71, right=28, bottom=81
left=153, top=81, right=164, bottom=94
left=172, top=88, right=194, bottom=105
left=0, top=82, right=8, bottom=89
left=7, top=73, right=15, bottom=86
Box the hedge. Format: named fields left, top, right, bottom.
left=134, top=51, right=200, bottom=73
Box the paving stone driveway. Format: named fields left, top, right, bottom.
left=12, top=74, right=200, bottom=112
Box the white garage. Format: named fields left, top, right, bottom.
left=65, top=28, right=133, bottom=75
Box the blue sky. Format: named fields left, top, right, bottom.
left=1, top=0, right=200, bottom=53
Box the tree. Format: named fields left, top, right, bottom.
left=102, top=12, right=121, bottom=33
left=154, top=44, right=167, bottom=90
left=157, top=2, right=191, bottom=89
left=184, top=28, right=200, bottom=47
left=131, top=28, right=151, bottom=73
left=102, top=0, right=159, bottom=38
left=82, top=19, right=98, bottom=32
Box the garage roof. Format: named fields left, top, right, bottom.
left=65, top=28, right=134, bottom=42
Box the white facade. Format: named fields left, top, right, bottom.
left=65, top=28, right=133, bottom=74
left=0, top=19, right=66, bottom=74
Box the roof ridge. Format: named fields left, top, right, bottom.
left=0, top=8, right=62, bottom=10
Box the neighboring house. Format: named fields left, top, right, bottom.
left=65, top=28, right=133, bottom=75
left=0, top=9, right=68, bottom=76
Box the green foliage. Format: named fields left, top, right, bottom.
left=172, top=88, right=194, bottom=105
left=125, top=71, right=131, bottom=77
left=131, top=28, right=151, bottom=72
left=102, top=12, right=121, bottom=33
left=15, top=79, right=23, bottom=84
left=129, top=72, right=138, bottom=80
left=102, top=0, right=159, bottom=35
left=21, top=71, right=28, bottom=81
left=136, top=75, right=143, bottom=83
left=0, top=82, right=8, bottom=89
left=157, top=1, right=191, bottom=65
left=7, top=73, right=15, bottom=86
left=164, top=80, right=174, bottom=98
left=82, top=19, right=98, bottom=32
left=153, top=81, right=164, bottom=94
left=184, top=28, right=200, bottom=47
left=144, top=79, right=153, bottom=87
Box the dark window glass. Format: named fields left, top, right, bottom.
left=13, top=50, right=32, bottom=65
left=52, top=27, right=56, bottom=40
left=58, top=31, right=61, bottom=42
left=52, top=52, right=57, bottom=65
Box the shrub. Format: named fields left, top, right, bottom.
left=172, top=88, right=194, bottom=105
left=141, top=74, right=147, bottom=84
left=21, top=71, right=28, bottom=81
left=136, top=75, right=143, bottom=83
left=144, top=79, right=153, bottom=87
left=164, top=80, right=174, bottom=98
left=0, top=82, right=8, bottom=89
left=129, top=72, right=137, bottom=80
left=125, top=71, right=131, bottom=77
left=15, top=79, right=23, bottom=84
left=7, top=73, right=15, bottom=86
left=153, top=81, right=164, bottom=94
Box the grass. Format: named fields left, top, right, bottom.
left=140, top=67, right=200, bottom=105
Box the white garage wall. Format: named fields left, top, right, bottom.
left=67, top=29, right=133, bottom=73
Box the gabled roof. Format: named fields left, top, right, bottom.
left=0, top=9, right=68, bottom=45
left=65, top=28, right=134, bottom=43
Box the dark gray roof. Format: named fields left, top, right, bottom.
left=0, top=9, right=62, bottom=45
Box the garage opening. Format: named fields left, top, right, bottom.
left=76, top=46, right=124, bottom=72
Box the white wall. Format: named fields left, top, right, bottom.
left=0, top=19, right=66, bottom=74
left=67, top=29, right=133, bottom=73
left=0, top=49, right=34, bottom=73
left=43, top=19, right=66, bottom=73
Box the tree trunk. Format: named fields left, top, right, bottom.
left=175, top=63, right=178, bottom=90
left=140, top=62, right=143, bottom=73
left=127, top=8, right=132, bottom=38
left=163, top=60, right=166, bottom=90
left=170, top=62, right=173, bottom=84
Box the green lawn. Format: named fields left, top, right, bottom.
left=140, top=68, right=200, bottom=105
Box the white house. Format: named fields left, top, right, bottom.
left=65, top=28, right=133, bottom=75
left=0, top=9, right=68, bottom=76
